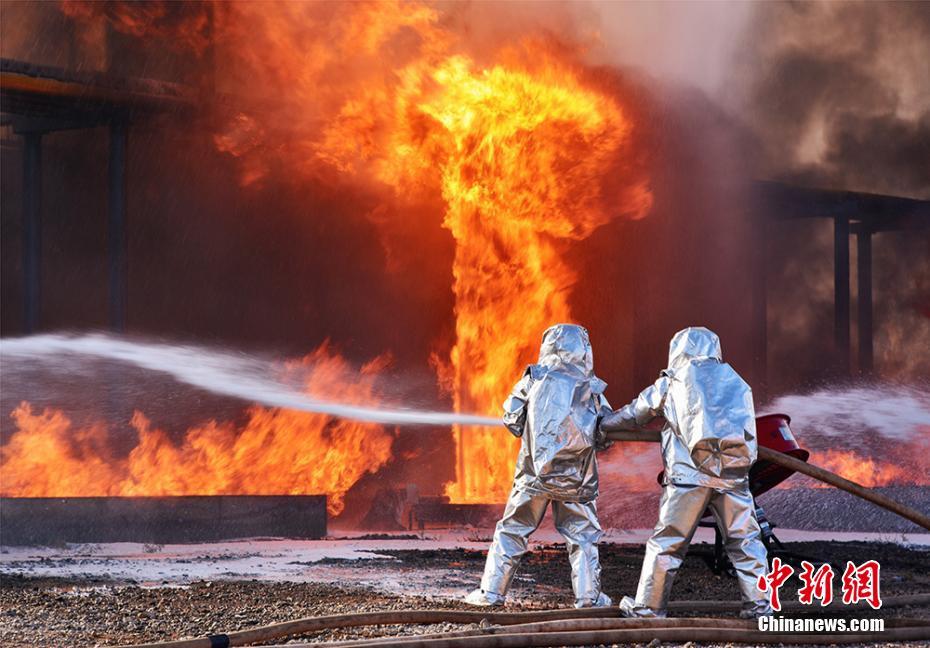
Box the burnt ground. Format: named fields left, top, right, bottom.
left=1, top=540, right=929, bottom=647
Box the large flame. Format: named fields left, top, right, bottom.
left=12, top=2, right=927, bottom=509
left=45, top=0, right=653, bottom=504
left=309, top=11, right=653, bottom=502
left=421, top=56, right=650, bottom=502
left=0, top=347, right=394, bottom=516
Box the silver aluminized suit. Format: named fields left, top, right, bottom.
left=601, top=327, right=771, bottom=619
left=465, top=324, right=613, bottom=608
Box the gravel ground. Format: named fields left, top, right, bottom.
left=758, top=487, right=930, bottom=533
left=1, top=540, right=929, bottom=647
left=598, top=487, right=930, bottom=534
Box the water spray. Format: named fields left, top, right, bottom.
left=2, top=333, right=928, bottom=531
left=5, top=336, right=930, bottom=648
left=0, top=334, right=500, bottom=428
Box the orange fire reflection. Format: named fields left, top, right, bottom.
left=0, top=347, right=394, bottom=516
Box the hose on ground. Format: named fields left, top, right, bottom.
left=321, top=616, right=930, bottom=648
left=605, top=429, right=930, bottom=531
left=271, top=625, right=930, bottom=648
left=115, top=593, right=930, bottom=648
left=322, top=617, right=762, bottom=647
left=116, top=609, right=617, bottom=648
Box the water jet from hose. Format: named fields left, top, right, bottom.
left=0, top=334, right=500, bottom=428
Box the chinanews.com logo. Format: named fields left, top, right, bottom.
left=759, top=617, right=885, bottom=633
left=756, top=558, right=884, bottom=633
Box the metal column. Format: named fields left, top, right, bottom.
left=108, top=120, right=128, bottom=332
left=834, top=215, right=850, bottom=375
left=22, top=132, right=42, bottom=333
left=857, top=229, right=873, bottom=374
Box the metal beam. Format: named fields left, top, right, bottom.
left=857, top=229, right=873, bottom=375
left=755, top=180, right=930, bottom=222
left=834, top=215, right=851, bottom=375
left=108, top=120, right=128, bottom=332
left=9, top=114, right=107, bottom=134
left=1, top=58, right=196, bottom=118
left=21, top=132, right=41, bottom=333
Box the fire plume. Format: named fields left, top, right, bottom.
left=49, top=0, right=653, bottom=504
left=308, top=9, right=653, bottom=502
left=0, top=347, right=394, bottom=516
left=415, top=55, right=650, bottom=502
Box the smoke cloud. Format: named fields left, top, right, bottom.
left=739, top=1, right=930, bottom=198
left=734, top=1, right=930, bottom=385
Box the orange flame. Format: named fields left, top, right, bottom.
left=54, top=1, right=653, bottom=504
left=422, top=56, right=650, bottom=502
left=0, top=347, right=394, bottom=516
left=309, top=13, right=653, bottom=502
left=810, top=450, right=910, bottom=488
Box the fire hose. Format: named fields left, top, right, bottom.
left=115, top=439, right=930, bottom=648
left=292, top=625, right=930, bottom=648
left=116, top=595, right=930, bottom=648
left=605, top=429, right=930, bottom=531
left=303, top=618, right=930, bottom=648
left=316, top=616, right=930, bottom=648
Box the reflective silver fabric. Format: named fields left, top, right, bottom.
left=622, top=483, right=771, bottom=617
left=475, top=486, right=611, bottom=608
left=601, top=327, right=757, bottom=489
left=468, top=325, right=612, bottom=608
left=505, top=324, right=611, bottom=502
left=603, top=327, right=769, bottom=617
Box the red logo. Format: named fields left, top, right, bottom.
left=841, top=560, right=882, bottom=610
left=798, top=561, right=834, bottom=606
left=757, top=557, right=794, bottom=612
left=756, top=559, right=881, bottom=610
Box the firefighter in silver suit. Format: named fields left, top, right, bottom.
left=465, top=324, right=613, bottom=608
left=600, top=327, right=772, bottom=619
